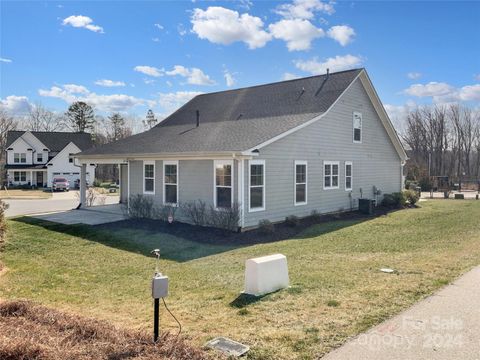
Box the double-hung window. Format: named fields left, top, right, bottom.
left=294, top=161, right=307, bottom=205
left=249, top=160, right=265, bottom=211
left=353, top=112, right=362, bottom=143
left=143, top=161, right=155, bottom=194
left=14, top=171, right=26, bottom=182
left=345, top=161, right=353, bottom=191
left=324, top=161, right=339, bottom=190
left=37, top=153, right=43, bottom=162
left=214, top=160, right=233, bottom=208
left=14, top=153, right=26, bottom=163
left=164, top=161, right=178, bottom=205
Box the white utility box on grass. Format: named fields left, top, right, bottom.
left=244, top=254, right=289, bottom=296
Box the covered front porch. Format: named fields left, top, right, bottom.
left=6, top=166, right=47, bottom=188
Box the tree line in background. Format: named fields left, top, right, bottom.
left=0, top=101, right=159, bottom=183
left=402, top=103, right=480, bottom=190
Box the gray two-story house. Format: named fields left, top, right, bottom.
left=76, top=68, right=407, bottom=229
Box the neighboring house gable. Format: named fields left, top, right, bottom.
left=5, top=131, right=95, bottom=188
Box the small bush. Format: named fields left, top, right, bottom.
left=127, top=194, right=155, bottom=219
left=285, top=215, right=300, bottom=227
left=181, top=200, right=208, bottom=226
left=207, top=203, right=241, bottom=232
left=381, top=192, right=406, bottom=208
left=258, top=219, right=275, bottom=234
left=403, top=189, right=419, bottom=205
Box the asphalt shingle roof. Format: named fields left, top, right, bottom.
left=6, top=131, right=94, bottom=152
left=79, top=68, right=362, bottom=156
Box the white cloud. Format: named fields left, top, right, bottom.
left=282, top=72, right=300, bottom=80
left=95, top=79, right=126, bottom=87
left=39, top=84, right=148, bottom=112
left=269, top=19, right=324, bottom=51
left=458, top=84, right=480, bottom=101
left=177, top=23, right=187, bottom=36
left=475, top=74, right=480, bottom=81
left=152, top=37, right=160, bottom=42
left=0, top=95, right=32, bottom=115
left=165, top=65, right=216, bottom=85
left=294, top=54, right=363, bottom=75
left=191, top=6, right=271, bottom=49
left=154, top=23, right=164, bottom=30
left=407, top=72, right=422, bottom=80
left=134, top=65, right=164, bottom=77
left=384, top=101, right=417, bottom=132
left=327, top=25, right=355, bottom=46
left=274, top=0, right=335, bottom=19
left=63, top=84, right=89, bottom=94
left=404, top=82, right=454, bottom=97
left=223, top=69, right=235, bottom=87
left=0, top=57, right=12, bottom=63
left=403, top=82, right=480, bottom=104
left=158, top=91, right=203, bottom=113
left=62, top=15, right=104, bottom=33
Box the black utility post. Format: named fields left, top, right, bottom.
left=153, top=298, right=160, bottom=342
left=151, top=248, right=169, bottom=344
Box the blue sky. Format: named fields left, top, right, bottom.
left=1, top=0, right=479, bottom=130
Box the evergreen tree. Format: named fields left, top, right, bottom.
left=65, top=101, right=95, bottom=132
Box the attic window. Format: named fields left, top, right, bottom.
left=353, top=112, right=362, bottom=143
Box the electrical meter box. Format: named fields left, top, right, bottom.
left=151, top=274, right=169, bottom=299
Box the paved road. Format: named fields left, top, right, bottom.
left=4, top=190, right=120, bottom=218
left=323, top=266, right=480, bottom=360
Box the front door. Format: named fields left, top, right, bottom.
left=37, top=172, right=44, bottom=187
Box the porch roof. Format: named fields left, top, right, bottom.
left=5, top=164, right=47, bottom=170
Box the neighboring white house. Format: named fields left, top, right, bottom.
left=5, top=131, right=95, bottom=188
left=75, top=68, right=408, bottom=229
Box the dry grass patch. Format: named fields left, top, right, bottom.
left=0, top=300, right=208, bottom=360
left=0, top=189, right=52, bottom=199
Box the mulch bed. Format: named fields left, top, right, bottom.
left=96, top=206, right=399, bottom=246
left=0, top=300, right=209, bottom=360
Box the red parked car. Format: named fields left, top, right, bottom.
left=52, top=177, right=70, bottom=192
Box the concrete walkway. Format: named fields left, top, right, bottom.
left=30, top=204, right=126, bottom=225
left=323, top=266, right=480, bottom=360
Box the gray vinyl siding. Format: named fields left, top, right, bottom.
left=127, top=159, right=234, bottom=223
left=243, top=78, right=402, bottom=228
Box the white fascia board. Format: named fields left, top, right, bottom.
left=358, top=72, right=408, bottom=161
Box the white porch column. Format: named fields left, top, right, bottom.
left=80, top=163, right=87, bottom=207
left=30, top=170, right=33, bottom=187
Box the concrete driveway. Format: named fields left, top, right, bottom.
left=323, top=266, right=480, bottom=360
left=4, top=190, right=120, bottom=218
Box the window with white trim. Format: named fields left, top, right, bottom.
left=249, top=160, right=265, bottom=211
left=294, top=161, right=307, bottom=205
left=37, top=153, right=43, bottom=162
left=164, top=161, right=178, bottom=204
left=353, top=112, right=362, bottom=143
left=324, top=161, right=339, bottom=189
left=345, top=161, right=352, bottom=191
left=14, top=171, right=26, bottom=182
left=143, top=161, right=155, bottom=194
left=215, top=160, right=233, bottom=208
left=14, top=153, right=26, bottom=163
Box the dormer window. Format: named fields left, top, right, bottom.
left=37, top=153, right=43, bottom=162
left=353, top=112, right=362, bottom=143
left=14, top=153, right=26, bottom=163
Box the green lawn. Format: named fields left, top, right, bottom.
left=1, top=200, right=480, bottom=359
